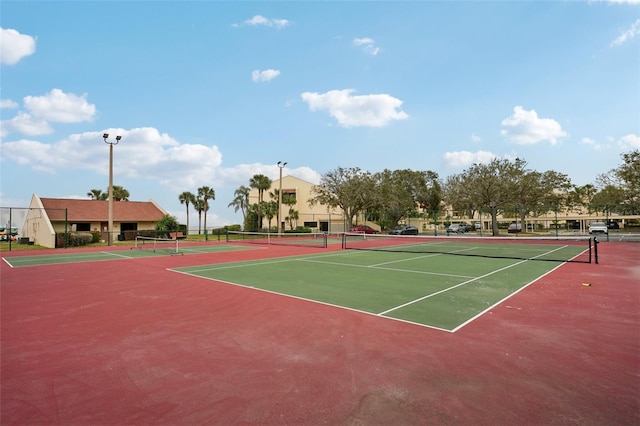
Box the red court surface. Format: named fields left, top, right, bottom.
left=1, top=241, right=639, bottom=425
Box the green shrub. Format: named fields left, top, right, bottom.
left=57, top=232, right=94, bottom=247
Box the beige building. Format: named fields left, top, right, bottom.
left=248, top=175, right=351, bottom=233
left=22, top=194, right=167, bottom=248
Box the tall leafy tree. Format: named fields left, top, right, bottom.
left=262, top=201, right=278, bottom=230
left=309, top=167, right=376, bottom=228
left=198, top=186, right=215, bottom=233
left=596, top=149, right=640, bottom=214
left=194, top=196, right=205, bottom=234
left=228, top=185, right=251, bottom=228
left=374, top=169, right=442, bottom=228
left=178, top=191, right=196, bottom=234
left=448, top=158, right=522, bottom=236
left=249, top=174, right=272, bottom=230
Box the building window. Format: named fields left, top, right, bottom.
left=73, top=223, right=91, bottom=232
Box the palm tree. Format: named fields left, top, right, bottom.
left=111, top=186, right=130, bottom=201
left=249, top=174, right=272, bottom=230
left=179, top=191, right=196, bottom=234
left=198, top=186, right=215, bottom=233
left=263, top=201, right=278, bottom=230
left=194, top=196, right=205, bottom=234
left=87, top=189, right=106, bottom=200
left=228, top=185, right=250, bottom=226
left=286, top=208, right=299, bottom=231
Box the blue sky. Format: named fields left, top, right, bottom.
left=1, top=0, right=639, bottom=228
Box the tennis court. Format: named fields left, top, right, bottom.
left=174, top=234, right=594, bottom=331
left=1, top=233, right=638, bottom=425
left=2, top=237, right=255, bottom=268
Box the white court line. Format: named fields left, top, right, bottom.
left=298, top=258, right=475, bottom=279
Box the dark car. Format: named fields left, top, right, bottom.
left=388, top=225, right=419, bottom=235
left=507, top=222, right=522, bottom=233
left=349, top=225, right=378, bottom=234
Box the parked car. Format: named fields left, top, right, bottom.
left=588, top=222, right=608, bottom=234
left=447, top=224, right=466, bottom=234
left=474, top=222, right=482, bottom=231
left=507, top=222, right=522, bottom=233
left=388, top=225, right=419, bottom=235
left=349, top=225, right=378, bottom=234
left=607, top=221, right=619, bottom=229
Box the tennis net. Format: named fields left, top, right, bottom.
left=132, top=236, right=182, bottom=255
left=226, top=231, right=328, bottom=248
left=342, top=232, right=597, bottom=263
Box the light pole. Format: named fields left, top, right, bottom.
left=103, top=133, right=122, bottom=246
left=277, top=161, right=287, bottom=235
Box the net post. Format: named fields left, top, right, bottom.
left=593, top=237, right=599, bottom=265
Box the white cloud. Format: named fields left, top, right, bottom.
left=500, top=106, right=567, bottom=145
left=0, top=111, right=53, bottom=137
left=611, top=19, right=640, bottom=46
left=581, top=137, right=607, bottom=150
left=24, top=89, right=96, bottom=123
left=0, top=27, right=36, bottom=65
left=471, top=133, right=481, bottom=142
left=251, top=69, right=281, bottom=82
left=604, top=0, right=640, bottom=4
left=241, top=15, right=291, bottom=29
left=300, top=89, right=408, bottom=128
left=443, top=150, right=498, bottom=168
left=0, top=127, right=322, bottom=192
left=1, top=89, right=96, bottom=138
left=0, top=99, right=19, bottom=109
left=353, top=37, right=381, bottom=55
left=618, top=133, right=640, bottom=149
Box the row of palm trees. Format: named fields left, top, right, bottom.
left=226, top=174, right=299, bottom=231
left=178, top=186, right=215, bottom=234
left=178, top=174, right=299, bottom=234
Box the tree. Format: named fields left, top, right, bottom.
left=249, top=174, right=272, bottom=230
left=87, top=189, right=106, bottom=200
left=286, top=208, right=299, bottom=230
left=596, top=149, right=640, bottom=214
left=309, top=167, right=376, bottom=228
left=228, top=186, right=251, bottom=228
left=178, top=191, right=196, bottom=234
left=567, top=184, right=597, bottom=213
left=198, top=186, right=215, bottom=233
left=262, top=201, right=278, bottom=230
left=374, top=169, right=441, bottom=228
left=448, top=158, right=522, bottom=236
left=155, top=214, right=179, bottom=238
left=194, top=196, right=205, bottom=234
left=111, top=186, right=130, bottom=201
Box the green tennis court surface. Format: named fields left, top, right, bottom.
left=2, top=244, right=254, bottom=267
left=173, top=245, right=582, bottom=332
